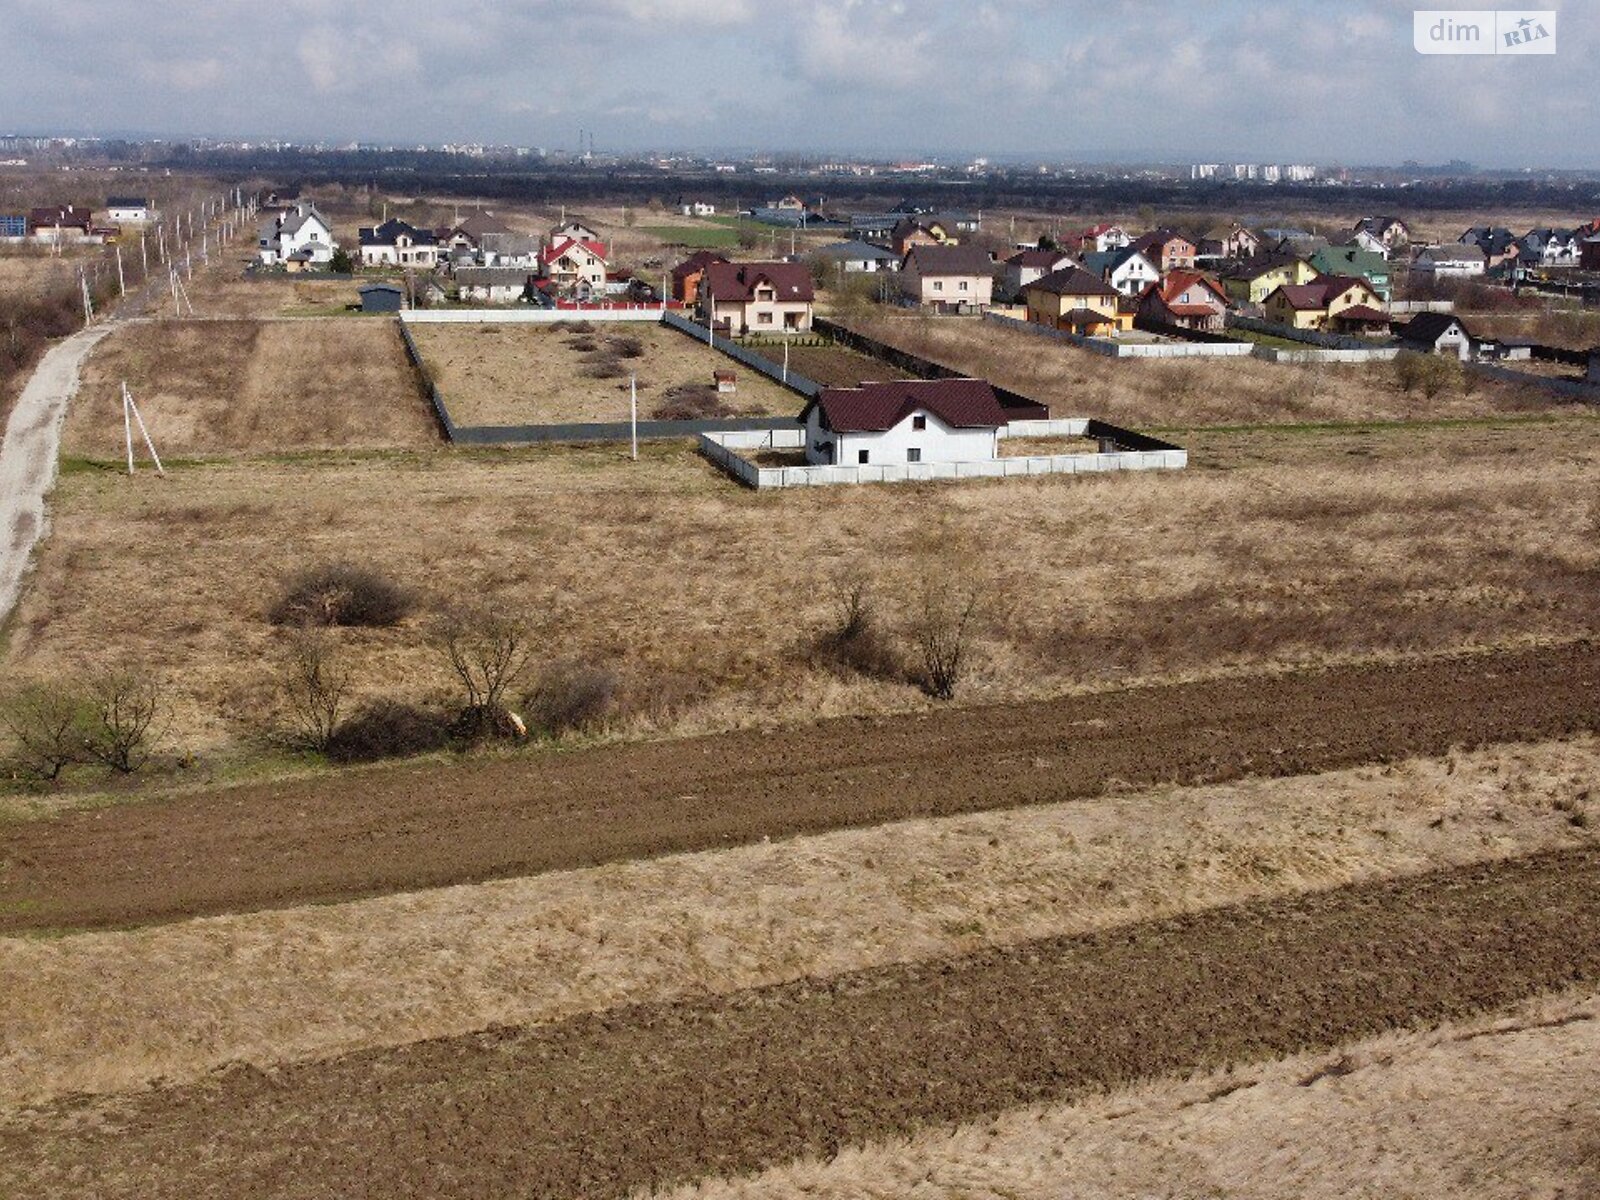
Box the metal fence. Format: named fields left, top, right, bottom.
left=660, top=310, right=822, bottom=397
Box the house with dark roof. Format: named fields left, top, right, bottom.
left=891, top=216, right=953, bottom=256
left=698, top=260, right=815, bottom=334
left=900, top=244, right=994, bottom=310
left=1458, top=226, right=1521, bottom=269
left=1080, top=246, right=1160, bottom=298
left=257, top=202, right=336, bottom=267
left=1066, top=222, right=1130, bottom=253
left=29, top=205, right=96, bottom=243
left=1022, top=265, right=1124, bottom=335
left=454, top=267, right=535, bottom=305
left=1218, top=253, right=1319, bottom=305
left=1353, top=216, right=1410, bottom=248
left=1397, top=312, right=1474, bottom=361
left=806, top=239, right=900, bottom=274
left=1135, top=271, right=1230, bottom=331
left=1261, top=274, right=1386, bottom=331
left=1520, top=228, right=1580, bottom=268
left=671, top=249, right=730, bottom=303
left=1309, top=245, right=1392, bottom=301
left=1411, top=244, right=1486, bottom=278
left=358, top=218, right=439, bottom=268
left=106, top=197, right=150, bottom=224
left=799, top=379, right=1009, bottom=467
left=1001, top=247, right=1078, bottom=300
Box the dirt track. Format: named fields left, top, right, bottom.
left=5, top=846, right=1598, bottom=1199
left=3, top=641, right=1598, bottom=933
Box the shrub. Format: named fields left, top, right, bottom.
left=280, top=626, right=351, bottom=752
left=583, top=352, right=626, bottom=379
left=914, top=582, right=981, bottom=701
left=810, top=577, right=903, bottom=681
left=610, top=334, right=645, bottom=358
left=0, top=683, right=92, bottom=781
left=82, top=669, right=162, bottom=774
left=653, top=383, right=736, bottom=420
left=433, top=605, right=535, bottom=739
left=522, top=659, right=620, bottom=735
left=269, top=563, right=413, bottom=628
left=1392, top=351, right=1458, bottom=398
left=326, top=700, right=452, bottom=764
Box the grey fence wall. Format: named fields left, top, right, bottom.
left=1389, top=300, right=1456, bottom=314
left=814, top=317, right=1050, bottom=418
left=1225, top=313, right=1394, bottom=351
left=984, top=311, right=1253, bottom=358
left=660, top=310, right=821, bottom=397
left=396, top=318, right=457, bottom=440
left=1469, top=361, right=1600, bottom=401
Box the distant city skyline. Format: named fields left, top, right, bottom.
left=0, top=0, right=1594, bottom=169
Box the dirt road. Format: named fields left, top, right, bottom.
left=3, top=640, right=1597, bottom=933
left=5, top=846, right=1597, bottom=1199
left=0, top=325, right=112, bottom=624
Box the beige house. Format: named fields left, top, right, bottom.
left=900, top=244, right=994, bottom=311
left=1261, top=275, right=1385, bottom=330
left=699, top=260, right=815, bottom=334
left=540, top=235, right=608, bottom=293
left=1022, top=265, right=1125, bottom=336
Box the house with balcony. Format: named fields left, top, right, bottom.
left=900, top=244, right=995, bottom=311
left=1022, top=265, right=1124, bottom=336
left=540, top=234, right=609, bottom=295
left=257, top=201, right=337, bottom=268
left=358, top=219, right=440, bottom=268
left=1261, top=274, right=1387, bottom=332
left=1135, top=271, right=1230, bottom=331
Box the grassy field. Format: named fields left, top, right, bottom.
left=62, top=318, right=437, bottom=458
left=6, top=416, right=1599, bottom=760
left=637, top=223, right=739, bottom=249
left=407, top=320, right=804, bottom=425
left=2, top=735, right=1591, bottom=1106
left=0, top=251, right=99, bottom=300
left=844, top=311, right=1563, bottom=427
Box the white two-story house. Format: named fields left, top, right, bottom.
left=358, top=218, right=440, bottom=268
left=258, top=202, right=337, bottom=268
left=799, top=379, right=1009, bottom=467
left=699, top=260, right=815, bottom=334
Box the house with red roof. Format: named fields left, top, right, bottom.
left=1135, top=271, right=1230, bottom=332
left=698, top=260, right=815, bottom=334
left=670, top=249, right=729, bottom=303
left=1067, top=223, right=1130, bottom=253
left=798, top=379, right=1009, bottom=467
left=1129, top=229, right=1198, bottom=273
left=540, top=235, right=608, bottom=295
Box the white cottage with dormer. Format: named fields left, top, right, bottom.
left=798, top=379, right=1009, bottom=467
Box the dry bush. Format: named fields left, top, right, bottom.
left=654, top=383, right=736, bottom=420
left=567, top=335, right=598, bottom=353
left=434, top=605, right=535, bottom=739
left=522, top=659, right=620, bottom=735
left=280, top=627, right=351, bottom=752
left=0, top=683, right=92, bottom=781
left=915, top=580, right=982, bottom=701
left=1393, top=351, right=1459, bottom=398
left=583, top=352, right=626, bottom=379
left=326, top=700, right=451, bottom=764
left=269, top=563, right=413, bottom=628
left=810, top=576, right=903, bottom=681
left=609, top=334, right=645, bottom=359
left=82, top=669, right=162, bottom=774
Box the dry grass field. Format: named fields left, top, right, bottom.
left=407, top=320, right=803, bottom=425
left=2, top=735, right=1591, bottom=1106
left=845, top=311, right=1562, bottom=427
left=0, top=251, right=98, bottom=300
left=61, top=318, right=437, bottom=457
left=139, top=249, right=378, bottom=319
left=5, top=416, right=1599, bottom=758
left=657, top=986, right=1600, bottom=1200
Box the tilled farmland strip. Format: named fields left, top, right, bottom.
left=3, top=641, right=1599, bottom=933
left=5, top=846, right=1599, bottom=1199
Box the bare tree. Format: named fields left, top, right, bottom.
left=281, top=626, right=351, bottom=752
left=915, top=582, right=982, bottom=701
left=83, top=669, right=162, bottom=774
left=434, top=606, right=535, bottom=733
left=0, top=683, right=90, bottom=781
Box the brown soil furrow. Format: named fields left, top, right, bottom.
left=5, top=846, right=1599, bottom=1199
left=3, top=641, right=1598, bottom=933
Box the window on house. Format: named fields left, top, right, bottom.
left=858, top=449, right=870, bottom=464
left=933, top=281, right=943, bottom=291
left=912, top=414, right=926, bottom=430
left=959, top=280, right=969, bottom=291
left=907, top=448, right=922, bottom=463
left=757, top=312, right=773, bottom=324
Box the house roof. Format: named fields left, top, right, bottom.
left=452, top=211, right=513, bottom=239
left=29, top=205, right=92, bottom=228
left=278, top=205, right=329, bottom=237
left=542, top=236, right=608, bottom=265
left=1400, top=312, right=1470, bottom=343
left=359, top=283, right=403, bottom=295
left=1333, top=304, right=1391, bottom=324
left=359, top=219, right=437, bottom=247
left=801, top=378, right=1009, bottom=434
left=671, top=249, right=731, bottom=280
left=1005, top=248, right=1074, bottom=269
left=1024, top=265, right=1119, bottom=299
left=891, top=216, right=945, bottom=241
left=1415, top=244, right=1485, bottom=264
left=701, top=259, right=815, bottom=302
left=1270, top=283, right=1336, bottom=311
left=1146, top=270, right=1228, bottom=306
left=813, top=239, right=898, bottom=262
left=455, top=267, right=534, bottom=286
left=1130, top=228, right=1194, bottom=253
left=902, top=243, right=993, bottom=276
left=1220, top=252, right=1307, bottom=281
left=106, top=196, right=148, bottom=208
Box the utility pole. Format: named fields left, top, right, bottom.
left=629, top=373, right=638, bottom=461
left=140, top=232, right=148, bottom=278
left=115, top=245, right=125, bottom=296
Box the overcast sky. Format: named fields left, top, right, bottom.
left=0, top=0, right=1593, bottom=167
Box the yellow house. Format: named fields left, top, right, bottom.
left=1262, top=275, right=1385, bottom=330
left=1022, top=265, right=1123, bottom=335
left=1223, top=254, right=1319, bottom=305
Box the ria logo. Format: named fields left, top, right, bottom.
left=1414, top=9, right=1557, bottom=54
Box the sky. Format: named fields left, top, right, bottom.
left=0, top=0, right=1594, bottom=167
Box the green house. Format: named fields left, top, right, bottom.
left=1309, top=245, right=1391, bottom=302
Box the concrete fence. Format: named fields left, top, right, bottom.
left=660, top=310, right=821, bottom=397
left=699, top=422, right=1187, bottom=490
left=1251, top=344, right=1401, bottom=364
left=1225, top=313, right=1394, bottom=351
left=1389, top=300, right=1456, bottom=314
left=983, top=312, right=1254, bottom=358
left=402, top=307, right=669, bottom=324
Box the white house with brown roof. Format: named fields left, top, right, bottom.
left=699, top=260, right=815, bottom=334
left=900, top=244, right=994, bottom=310
left=540, top=235, right=608, bottom=293
left=799, top=379, right=1009, bottom=466
left=1136, top=271, right=1230, bottom=331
